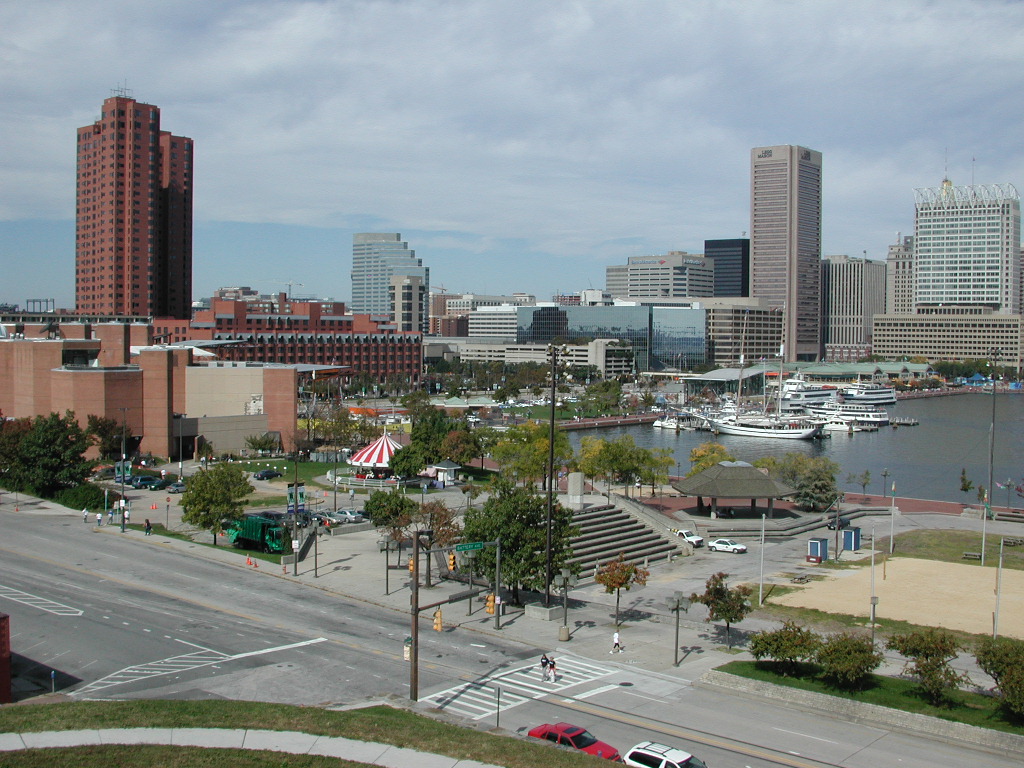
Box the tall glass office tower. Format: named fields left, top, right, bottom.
left=350, top=233, right=429, bottom=318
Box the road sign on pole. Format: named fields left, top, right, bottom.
left=455, top=541, right=485, bottom=552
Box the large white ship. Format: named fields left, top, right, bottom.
left=840, top=381, right=898, bottom=405
left=804, top=400, right=890, bottom=425
left=777, top=374, right=839, bottom=412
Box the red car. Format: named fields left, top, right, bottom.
left=528, top=722, right=621, bottom=761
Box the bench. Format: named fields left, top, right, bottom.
left=1005, top=538, right=1024, bottom=547
left=962, top=551, right=982, bottom=560
left=791, top=574, right=812, bottom=584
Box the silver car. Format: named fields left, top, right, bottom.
left=327, top=509, right=364, bottom=524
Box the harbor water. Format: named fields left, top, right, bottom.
left=566, top=393, right=1024, bottom=505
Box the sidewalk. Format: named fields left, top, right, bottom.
left=0, top=726, right=502, bottom=767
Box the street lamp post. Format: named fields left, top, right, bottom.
left=880, top=468, right=890, bottom=500
left=870, top=524, right=878, bottom=647
left=557, top=568, right=577, bottom=642
left=119, top=407, right=128, bottom=532
left=666, top=592, right=691, bottom=667
left=889, top=481, right=896, bottom=554
left=544, top=344, right=564, bottom=607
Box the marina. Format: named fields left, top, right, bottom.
left=566, top=392, right=1024, bottom=505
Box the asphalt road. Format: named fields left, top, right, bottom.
left=3, top=503, right=1021, bottom=768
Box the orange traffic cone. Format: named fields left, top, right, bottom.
left=246, top=556, right=252, bottom=566
left=252, top=561, right=258, bottom=568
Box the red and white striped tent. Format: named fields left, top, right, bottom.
left=348, top=431, right=403, bottom=468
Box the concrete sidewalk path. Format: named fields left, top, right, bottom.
left=0, top=727, right=503, bottom=767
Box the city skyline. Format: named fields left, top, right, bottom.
left=3, top=1, right=1024, bottom=308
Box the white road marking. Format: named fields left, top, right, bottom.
left=0, top=584, right=84, bottom=616
left=470, top=643, right=486, bottom=647
left=575, top=683, right=620, bottom=699
left=773, top=727, right=838, bottom=744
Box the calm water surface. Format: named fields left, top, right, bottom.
left=567, top=393, right=1024, bottom=504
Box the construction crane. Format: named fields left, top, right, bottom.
left=260, top=280, right=305, bottom=300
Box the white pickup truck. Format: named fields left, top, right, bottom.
left=671, top=528, right=704, bottom=547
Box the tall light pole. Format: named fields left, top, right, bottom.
left=880, top=468, right=890, bottom=500
left=119, top=407, right=128, bottom=532
left=889, top=481, right=896, bottom=554
left=544, top=344, right=564, bottom=607
left=983, top=348, right=1000, bottom=566
left=758, top=513, right=766, bottom=605
left=870, top=524, right=878, bottom=647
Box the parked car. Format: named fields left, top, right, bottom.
left=148, top=478, right=171, bottom=490
left=331, top=509, right=365, bottom=524
left=253, top=469, right=283, bottom=480
left=527, top=723, right=620, bottom=761
left=672, top=529, right=704, bottom=547
left=131, top=476, right=160, bottom=489
left=166, top=481, right=187, bottom=494
left=623, top=741, right=707, bottom=768
left=707, top=538, right=747, bottom=553
left=826, top=515, right=851, bottom=530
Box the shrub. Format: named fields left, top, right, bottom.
left=749, top=621, right=821, bottom=675
left=54, top=483, right=110, bottom=512
left=816, top=633, right=883, bottom=689
left=975, top=636, right=1024, bottom=717
left=887, top=629, right=968, bottom=705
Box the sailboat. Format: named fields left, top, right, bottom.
left=703, top=315, right=821, bottom=440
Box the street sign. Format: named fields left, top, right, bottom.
left=455, top=542, right=484, bottom=552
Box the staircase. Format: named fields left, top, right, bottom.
left=567, top=503, right=680, bottom=578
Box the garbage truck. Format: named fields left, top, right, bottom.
left=227, top=512, right=287, bottom=553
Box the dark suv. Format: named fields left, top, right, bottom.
left=253, top=469, right=283, bottom=480
left=131, top=476, right=160, bottom=489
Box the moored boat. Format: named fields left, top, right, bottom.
left=840, top=381, right=898, bottom=405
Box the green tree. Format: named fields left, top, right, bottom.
left=420, top=499, right=463, bottom=548
left=400, top=389, right=435, bottom=423
left=364, top=488, right=418, bottom=565
left=748, top=621, right=821, bottom=676
left=244, top=433, right=280, bottom=455
left=410, top=409, right=460, bottom=463
left=180, top=464, right=254, bottom=545
left=757, top=453, right=838, bottom=511
left=816, top=633, right=883, bottom=689
left=959, top=467, right=974, bottom=497
left=491, top=421, right=573, bottom=488
left=974, top=636, right=1024, bottom=693
left=472, top=425, right=501, bottom=469
left=461, top=476, right=577, bottom=603
left=691, top=572, right=753, bottom=649
left=86, top=414, right=122, bottom=460
left=595, top=553, right=649, bottom=627
left=440, top=429, right=479, bottom=465
left=7, top=411, right=92, bottom=497
left=0, top=415, right=32, bottom=484
left=886, top=629, right=968, bottom=705
left=389, top=444, right=428, bottom=480
left=688, top=442, right=735, bottom=476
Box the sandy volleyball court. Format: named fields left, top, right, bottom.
left=772, top=557, right=1024, bottom=639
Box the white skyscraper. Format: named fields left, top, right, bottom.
left=821, top=254, right=887, bottom=361
left=351, top=233, right=429, bottom=320
left=750, top=145, right=823, bottom=361
left=913, top=180, right=1021, bottom=313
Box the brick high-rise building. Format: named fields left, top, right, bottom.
left=75, top=92, right=194, bottom=318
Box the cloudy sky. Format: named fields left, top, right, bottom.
left=3, top=0, right=1024, bottom=309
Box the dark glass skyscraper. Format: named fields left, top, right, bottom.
left=704, top=238, right=750, bottom=297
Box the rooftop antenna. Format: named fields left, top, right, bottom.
left=112, top=80, right=133, bottom=99
left=943, top=147, right=949, bottom=182
left=972, top=156, right=976, bottom=186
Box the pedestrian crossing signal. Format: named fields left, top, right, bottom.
left=408, top=556, right=415, bottom=573
left=485, top=593, right=495, bottom=614
left=447, top=553, right=456, bottom=571
left=433, top=608, right=443, bottom=631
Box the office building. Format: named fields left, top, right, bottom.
left=75, top=92, right=193, bottom=318
left=704, top=238, right=750, bottom=296
left=872, top=311, right=1022, bottom=371
left=750, top=145, right=823, bottom=361
left=821, top=255, right=886, bottom=361
left=350, top=233, right=429, bottom=320
left=886, top=235, right=915, bottom=314
left=605, top=252, right=713, bottom=299
left=390, top=274, right=427, bottom=333
left=516, top=304, right=706, bottom=371
left=913, top=180, right=1021, bottom=313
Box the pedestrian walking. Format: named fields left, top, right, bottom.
left=124, top=509, right=130, bottom=525
left=96, top=512, right=102, bottom=526
left=612, top=631, right=622, bottom=653
left=539, top=653, right=551, bottom=681
left=548, top=657, right=557, bottom=682
left=82, top=508, right=89, bottom=523
left=144, top=519, right=152, bottom=536
left=107, top=510, right=114, bottom=525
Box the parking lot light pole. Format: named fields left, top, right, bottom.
left=667, top=592, right=690, bottom=666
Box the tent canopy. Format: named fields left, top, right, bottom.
left=349, top=432, right=403, bottom=468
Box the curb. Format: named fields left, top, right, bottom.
left=698, top=669, right=1024, bottom=756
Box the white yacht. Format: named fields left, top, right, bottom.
left=705, top=414, right=822, bottom=440
left=840, top=381, right=898, bottom=405
left=777, top=374, right=839, bottom=412
left=804, top=401, right=890, bottom=425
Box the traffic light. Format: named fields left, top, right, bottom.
left=407, top=556, right=415, bottom=573
left=485, top=593, right=495, bottom=615
left=433, top=608, right=443, bottom=631
left=447, top=553, right=457, bottom=571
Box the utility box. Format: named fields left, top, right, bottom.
left=807, top=538, right=829, bottom=563
left=843, top=527, right=862, bottom=551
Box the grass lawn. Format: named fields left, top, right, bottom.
left=124, top=523, right=283, bottom=565
left=889, top=529, right=1024, bottom=570
left=0, top=702, right=601, bottom=768
left=719, top=660, right=1024, bottom=735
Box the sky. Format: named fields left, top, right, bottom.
left=3, top=0, right=1024, bottom=309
